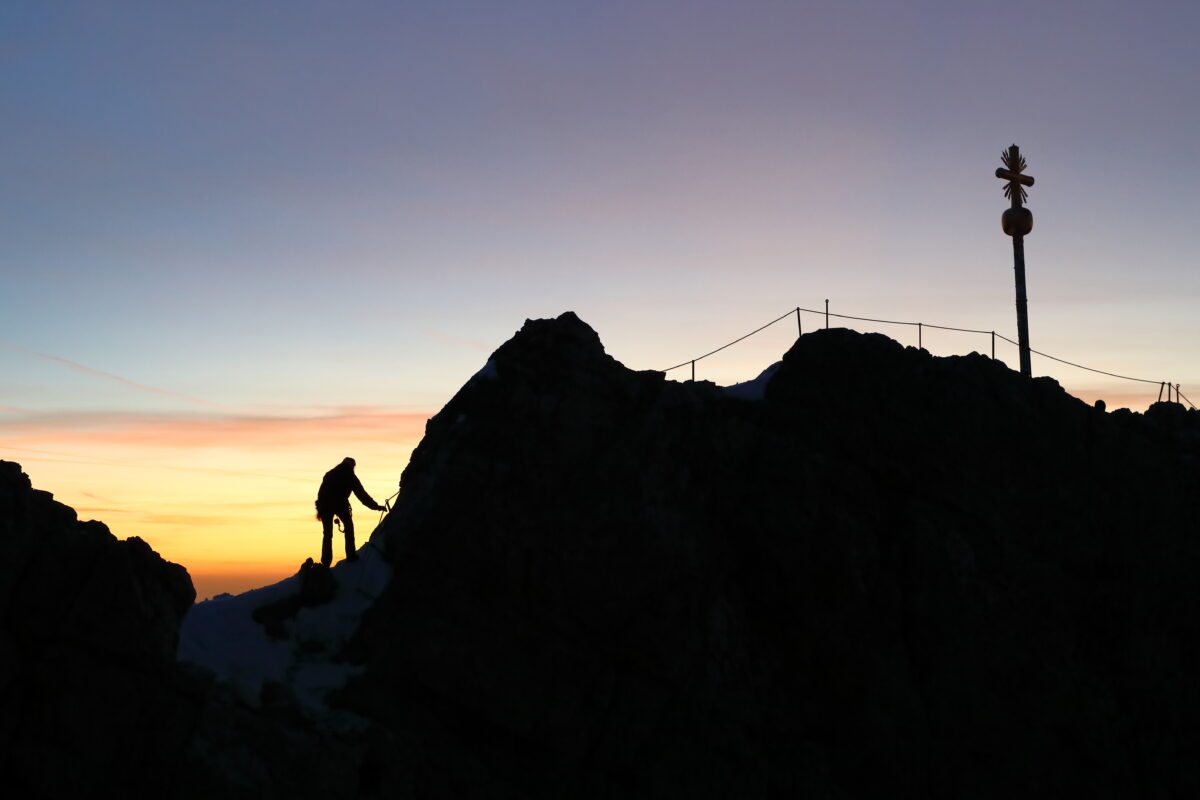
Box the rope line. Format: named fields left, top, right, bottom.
left=377, top=488, right=399, bottom=525
left=794, top=306, right=994, bottom=335
left=991, top=333, right=1163, bottom=385
left=920, top=322, right=995, bottom=335
left=662, top=308, right=798, bottom=372
left=660, top=303, right=1194, bottom=409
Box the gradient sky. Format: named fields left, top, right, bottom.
left=3, top=1, right=1198, bottom=599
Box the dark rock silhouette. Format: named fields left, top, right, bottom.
left=0, top=460, right=195, bottom=797
left=0, top=462, right=359, bottom=799
left=7, top=313, right=1200, bottom=798
left=340, top=313, right=1200, bottom=798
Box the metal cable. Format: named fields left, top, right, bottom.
left=378, top=489, right=399, bottom=525
left=662, top=308, right=798, bottom=372
left=919, top=322, right=996, bottom=335
left=660, top=304, right=1189, bottom=404
left=796, top=307, right=990, bottom=335
left=796, top=307, right=917, bottom=328
left=992, top=333, right=1162, bottom=385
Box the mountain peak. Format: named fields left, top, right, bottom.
left=489, top=310, right=620, bottom=382
left=354, top=315, right=1200, bottom=797
left=10, top=315, right=1200, bottom=798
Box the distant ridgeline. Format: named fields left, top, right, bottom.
left=4, top=313, right=1200, bottom=798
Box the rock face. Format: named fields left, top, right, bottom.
left=343, top=313, right=1200, bottom=798
left=0, top=460, right=196, bottom=797
left=7, top=313, right=1200, bottom=799
left=0, top=463, right=362, bottom=800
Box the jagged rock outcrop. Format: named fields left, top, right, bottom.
left=0, top=460, right=196, bottom=797
left=0, top=462, right=365, bottom=800
left=340, top=312, right=1200, bottom=798
left=9, top=313, right=1200, bottom=799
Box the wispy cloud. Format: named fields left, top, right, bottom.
left=0, top=341, right=231, bottom=409
left=138, top=512, right=249, bottom=527
left=73, top=506, right=131, bottom=517
left=1, top=407, right=430, bottom=449
left=0, top=445, right=316, bottom=484
left=0, top=406, right=432, bottom=496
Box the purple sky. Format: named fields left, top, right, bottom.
left=3, top=1, right=1199, bottom=593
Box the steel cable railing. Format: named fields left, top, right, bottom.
left=660, top=303, right=1196, bottom=410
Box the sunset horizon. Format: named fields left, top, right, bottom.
left=6, top=301, right=1188, bottom=600
left=3, top=0, right=1199, bottom=600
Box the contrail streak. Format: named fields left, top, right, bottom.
left=0, top=341, right=230, bottom=409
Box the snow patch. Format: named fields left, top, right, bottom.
left=722, top=362, right=782, bottom=400
left=473, top=358, right=498, bottom=380
left=177, top=540, right=392, bottom=723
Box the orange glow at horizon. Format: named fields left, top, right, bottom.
left=3, top=408, right=430, bottom=600
left=2, top=322, right=1178, bottom=604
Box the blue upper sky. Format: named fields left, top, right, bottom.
left=4, top=0, right=1199, bottom=416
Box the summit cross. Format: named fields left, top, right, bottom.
left=996, top=144, right=1035, bottom=378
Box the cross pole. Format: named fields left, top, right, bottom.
left=996, top=144, right=1035, bottom=378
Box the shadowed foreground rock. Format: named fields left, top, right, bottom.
left=0, top=460, right=195, bottom=797
left=0, top=464, right=361, bottom=800
left=343, top=312, right=1200, bottom=798
left=6, top=312, right=1200, bottom=798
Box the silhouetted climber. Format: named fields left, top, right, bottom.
left=315, top=457, right=384, bottom=567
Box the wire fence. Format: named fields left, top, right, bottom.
left=661, top=301, right=1196, bottom=411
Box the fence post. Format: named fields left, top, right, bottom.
left=796, top=307, right=802, bottom=337
left=1158, top=382, right=1165, bottom=402
left=691, top=360, right=695, bottom=382
left=991, top=331, right=995, bottom=360
left=918, top=322, right=923, bottom=350
left=825, top=299, right=829, bottom=329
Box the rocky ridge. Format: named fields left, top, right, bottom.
left=345, top=312, right=1200, bottom=798
left=0, top=462, right=366, bottom=799
left=5, top=311, right=1200, bottom=798
left=0, top=460, right=194, bottom=797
